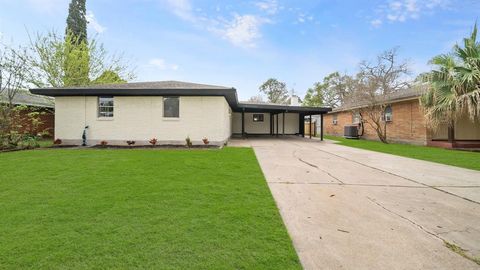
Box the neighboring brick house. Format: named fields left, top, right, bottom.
left=323, top=88, right=480, bottom=148
left=1, top=90, right=55, bottom=137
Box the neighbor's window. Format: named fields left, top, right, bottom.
left=253, top=114, right=264, bottom=122
left=383, top=105, right=393, bottom=122
left=98, top=96, right=114, bottom=118
left=352, top=111, right=361, bottom=124
left=332, top=114, right=338, bottom=125
left=163, top=97, right=179, bottom=118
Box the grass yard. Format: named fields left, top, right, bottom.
left=37, top=138, right=54, bottom=148
left=0, top=148, right=301, bottom=269
left=325, top=135, right=480, bottom=171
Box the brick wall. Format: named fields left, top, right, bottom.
left=17, top=107, right=55, bottom=138
left=324, top=99, right=428, bottom=145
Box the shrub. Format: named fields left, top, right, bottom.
left=100, top=140, right=108, bottom=147
left=202, top=137, right=209, bottom=145
left=0, top=105, right=47, bottom=150
left=19, top=136, right=40, bottom=149
left=185, top=136, right=192, bottom=148
left=54, top=139, right=62, bottom=145
left=149, top=138, right=158, bottom=146
left=126, top=140, right=136, bottom=146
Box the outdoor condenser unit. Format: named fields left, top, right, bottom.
left=344, top=125, right=359, bottom=139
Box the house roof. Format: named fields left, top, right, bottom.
left=30, top=80, right=331, bottom=114
left=1, top=90, right=54, bottom=108
left=332, top=87, right=424, bottom=113
left=46, top=80, right=235, bottom=90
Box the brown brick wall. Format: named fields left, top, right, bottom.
left=324, top=99, right=428, bottom=145
left=17, top=107, right=55, bottom=138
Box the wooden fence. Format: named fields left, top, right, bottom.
left=304, top=121, right=317, bottom=137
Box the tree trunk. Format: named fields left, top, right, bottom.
left=377, top=130, right=388, bottom=143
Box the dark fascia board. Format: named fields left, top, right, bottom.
left=30, top=87, right=241, bottom=109
left=237, top=103, right=331, bottom=114
left=29, top=87, right=332, bottom=114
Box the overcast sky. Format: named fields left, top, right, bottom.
left=0, top=0, right=479, bottom=100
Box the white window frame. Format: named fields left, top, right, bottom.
left=383, top=105, right=393, bottom=122
left=332, top=114, right=338, bottom=125
left=98, top=96, right=114, bottom=118
left=352, top=111, right=361, bottom=124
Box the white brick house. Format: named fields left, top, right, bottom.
left=31, top=81, right=331, bottom=146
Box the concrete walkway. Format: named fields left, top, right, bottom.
left=229, top=137, right=480, bottom=270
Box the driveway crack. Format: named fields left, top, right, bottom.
left=293, top=149, right=345, bottom=184
left=366, top=196, right=480, bottom=265
left=366, top=196, right=442, bottom=240
left=309, top=145, right=480, bottom=205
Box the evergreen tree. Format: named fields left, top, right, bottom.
left=64, top=0, right=89, bottom=86
left=65, top=0, right=87, bottom=44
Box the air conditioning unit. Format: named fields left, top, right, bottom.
left=344, top=125, right=359, bottom=139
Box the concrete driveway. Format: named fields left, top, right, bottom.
left=230, top=137, right=480, bottom=270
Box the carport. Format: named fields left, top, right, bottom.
left=232, top=103, right=331, bottom=140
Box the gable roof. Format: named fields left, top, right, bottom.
left=30, top=80, right=331, bottom=114
left=1, top=90, right=54, bottom=108
left=332, top=88, right=424, bottom=113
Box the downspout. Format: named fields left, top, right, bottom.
left=82, top=96, right=89, bottom=146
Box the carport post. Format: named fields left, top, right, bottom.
left=241, top=110, right=245, bottom=138
left=276, top=114, right=279, bottom=137
left=282, top=112, right=285, bottom=136
left=320, top=113, right=324, bottom=141
left=269, top=113, right=272, bottom=135
left=300, top=114, right=305, bottom=137
left=309, top=115, right=312, bottom=139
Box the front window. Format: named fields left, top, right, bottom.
left=332, top=114, right=338, bottom=125
left=253, top=114, right=264, bottom=122
left=383, top=105, right=393, bottom=122
left=163, top=97, right=179, bottom=118
left=352, top=111, right=361, bottom=124
left=98, top=96, right=114, bottom=118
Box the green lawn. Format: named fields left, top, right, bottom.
left=37, top=138, right=54, bottom=148
left=325, top=135, right=480, bottom=171
left=0, top=148, right=301, bottom=269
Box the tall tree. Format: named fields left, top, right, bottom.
left=247, top=94, right=265, bottom=103
left=0, top=44, right=29, bottom=107
left=28, top=30, right=135, bottom=88
left=303, top=82, right=324, bottom=106
left=348, top=48, right=411, bottom=143
left=303, top=72, right=352, bottom=107
left=420, top=23, right=480, bottom=142
left=0, top=44, right=33, bottom=148
left=259, top=78, right=289, bottom=104
left=66, top=0, right=87, bottom=44
left=65, top=0, right=89, bottom=86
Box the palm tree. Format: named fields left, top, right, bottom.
left=421, top=23, right=480, bottom=142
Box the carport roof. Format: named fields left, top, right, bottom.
left=30, top=80, right=331, bottom=114
left=237, top=102, right=331, bottom=114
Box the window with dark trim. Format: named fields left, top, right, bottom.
left=352, top=111, right=361, bottom=124
left=383, top=105, right=393, bottom=122
left=253, top=114, right=264, bottom=122
left=98, top=96, right=114, bottom=118
left=332, top=114, right=338, bottom=125
left=163, top=97, right=179, bottom=118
